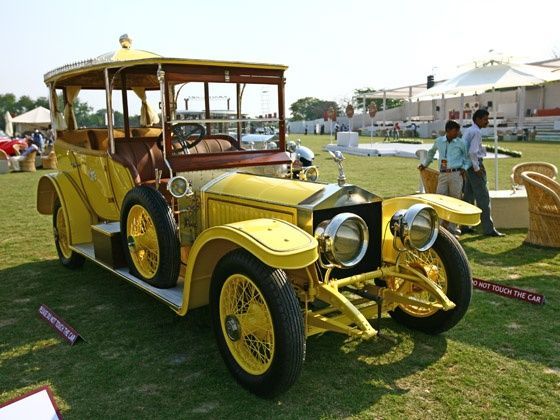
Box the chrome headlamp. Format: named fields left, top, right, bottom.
left=390, top=204, right=438, bottom=252
left=167, top=176, right=192, bottom=198
left=314, top=213, right=369, bottom=268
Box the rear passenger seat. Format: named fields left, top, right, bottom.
left=88, top=129, right=125, bottom=151
left=57, top=130, right=92, bottom=149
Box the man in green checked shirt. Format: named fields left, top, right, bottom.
left=418, top=120, right=469, bottom=236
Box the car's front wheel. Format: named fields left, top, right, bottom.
left=210, top=249, right=305, bottom=398
left=120, top=186, right=180, bottom=289
left=387, top=228, right=472, bottom=334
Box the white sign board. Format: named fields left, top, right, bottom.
left=0, top=387, right=61, bottom=420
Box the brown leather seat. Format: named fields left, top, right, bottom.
left=177, top=135, right=238, bottom=155
left=112, top=140, right=170, bottom=186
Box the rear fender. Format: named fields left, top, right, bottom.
left=37, top=173, right=94, bottom=245
left=177, top=218, right=318, bottom=315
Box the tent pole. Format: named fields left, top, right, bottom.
left=383, top=91, right=386, bottom=134
left=493, top=87, right=498, bottom=190
left=459, top=93, right=464, bottom=130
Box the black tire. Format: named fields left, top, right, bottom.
left=53, top=198, right=85, bottom=269
left=388, top=228, right=472, bottom=334
left=120, top=186, right=180, bottom=289
left=210, top=249, right=305, bottom=398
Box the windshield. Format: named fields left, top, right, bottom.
left=165, top=81, right=282, bottom=155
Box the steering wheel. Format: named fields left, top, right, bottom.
left=171, top=123, right=206, bottom=152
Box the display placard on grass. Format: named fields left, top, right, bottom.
left=38, top=304, right=82, bottom=345
left=472, top=278, right=545, bottom=305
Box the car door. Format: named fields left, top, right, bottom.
left=74, top=149, right=119, bottom=220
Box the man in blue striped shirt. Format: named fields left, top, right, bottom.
left=462, top=109, right=505, bottom=237
left=419, top=120, right=468, bottom=235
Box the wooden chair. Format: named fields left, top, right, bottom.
left=520, top=171, right=560, bottom=248
left=419, top=167, right=439, bottom=193
left=511, top=162, right=558, bottom=190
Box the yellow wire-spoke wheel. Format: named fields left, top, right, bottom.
left=55, top=206, right=72, bottom=259
left=387, top=229, right=472, bottom=335
left=127, top=204, right=160, bottom=279
left=389, top=247, right=448, bottom=318
left=220, top=274, right=275, bottom=376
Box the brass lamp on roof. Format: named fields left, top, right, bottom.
left=119, top=34, right=132, bottom=49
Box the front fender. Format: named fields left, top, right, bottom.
left=383, top=194, right=481, bottom=227
left=177, top=218, right=318, bottom=315
left=382, top=194, right=480, bottom=263
left=37, top=173, right=94, bottom=245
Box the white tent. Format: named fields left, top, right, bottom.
left=414, top=63, right=560, bottom=99
left=413, top=62, right=560, bottom=189
left=11, top=106, right=51, bottom=133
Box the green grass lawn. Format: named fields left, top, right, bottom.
left=1, top=140, right=559, bottom=418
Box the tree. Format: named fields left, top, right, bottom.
left=289, top=97, right=340, bottom=121
left=353, top=88, right=403, bottom=112
left=0, top=91, right=142, bottom=131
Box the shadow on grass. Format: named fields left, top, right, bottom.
left=1, top=260, right=449, bottom=418
left=460, top=234, right=559, bottom=266
left=449, top=273, right=559, bottom=370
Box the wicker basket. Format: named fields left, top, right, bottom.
left=520, top=171, right=560, bottom=248
left=41, top=151, right=58, bottom=169
left=511, top=162, right=558, bottom=189
left=19, top=151, right=37, bottom=172
left=0, top=149, right=9, bottom=174
left=419, top=167, right=439, bottom=194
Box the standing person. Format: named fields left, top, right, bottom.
left=393, top=122, right=400, bottom=139
left=462, top=109, right=505, bottom=237
left=530, top=125, right=537, bottom=141
left=418, top=120, right=468, bottom=235
left=32, top=129, right=44, bottom=153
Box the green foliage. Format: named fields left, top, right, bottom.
left=0, top=94, right=51, bottom=131
left=353, top=87, right=404, bottom=112
left=0, top=92, right=141, bottom=131
left=289, top=97, right=340, bottom=121
left=484, top=144, right=523, bottom=157
left=383, top=138, right=423, bottom=144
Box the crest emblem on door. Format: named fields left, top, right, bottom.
left=88, top=169, right=97, bottom=182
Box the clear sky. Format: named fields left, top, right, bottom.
left=2, top=0, right=559, bottom=115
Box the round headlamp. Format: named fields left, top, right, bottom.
left=390, top=204, right=438, bottom=251
left=167, top=176, right=190, bottom=198
left=299, top=166, right=319, bottom=182
left=314, top=213, right=369, bottom=268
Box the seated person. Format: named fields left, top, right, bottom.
left=9, top=137, right=39, bottom=171
left=0, top=139, right=27, bottom=156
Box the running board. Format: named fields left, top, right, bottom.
left=72, top=243, right=184, bottom=310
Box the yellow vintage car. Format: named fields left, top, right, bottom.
left=37, top=35, right=481, bottom=398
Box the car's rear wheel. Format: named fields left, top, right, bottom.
left=210, top=249, right=305, bottom=398
left=387, top=228, right=472, bottom=334
left=53, top=198, right=85, bottom=269
left=120, top=186, right=180, bottom=289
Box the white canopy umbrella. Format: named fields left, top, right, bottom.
left=4, top=111, right=13, bottom=137
left=12, top=106, right=51, bottom=133
left=413, top=62, right=560, bottom=189
left=414, top=62, right=560, bottom=99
